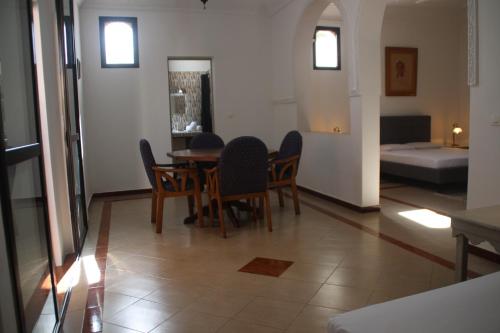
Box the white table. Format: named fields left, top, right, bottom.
left=450, top=205, right=500, bottom=282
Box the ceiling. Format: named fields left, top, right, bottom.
left=81, top=0, right=292, bottom=13
left=81, top=0, right=466, bottom=14
left=319, top=3, right=342, bottom=21
left=387, top=0, right=467, bottom=8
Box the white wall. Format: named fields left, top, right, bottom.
left=272, top=0, right=385, bottom=208
left=381, top=5, right=469, bottom=145
left=467, top=0, right=500, bottom=209
left=80, top=5, right=272, bottom=194
left=295, top=4, right=350, bottom=133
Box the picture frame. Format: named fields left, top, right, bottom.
left=385, top=47, right=418, bottom=96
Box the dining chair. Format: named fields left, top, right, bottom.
left=190, top=132, right=225, bottom=150
left=139, top=139, right=203, bottom=233
left=205, top=136, right=272, bottom=238
left=269, top=131, right=303, bottom=215
left=190, top=133, right=225, bottom=187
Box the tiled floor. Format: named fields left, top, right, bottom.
left=61, top=184, right=499, bottom=333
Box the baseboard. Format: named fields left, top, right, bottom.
left=92, top=188, right=151, bottom=200
left=297, top=185, right=380, bottom=213
left=469, top=245, right=500, bottom=264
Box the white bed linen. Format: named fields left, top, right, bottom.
left=328, top=271, right=500, bottom=333
left=380, top=147, right=468, bottom=169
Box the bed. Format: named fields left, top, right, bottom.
left=327, top=271, right=500, bottom=333
left=380, top=116, right=468, bottom=185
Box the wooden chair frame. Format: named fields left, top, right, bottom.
left=205, top=167, right=272, bottom=238
left=151, top=166, right=203, bottom=233
left=269, top=154, right=301, bottom=215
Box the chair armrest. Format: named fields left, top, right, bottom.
left=270, top=154, right=300, bottom=166
left=153, top=166, right=197, bottom=192
left=204, top=167, right=219, bottom=195
left=268, top=151, right=279, bottom=159
left=204, top=166, right=218, bottom=176
left=270, top=155, right=300, bottom=182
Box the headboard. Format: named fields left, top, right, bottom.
left=380, top=116, right=431, bottom=144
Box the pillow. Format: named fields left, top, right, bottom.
left=380, top=144, right=415, bottom=152
left=406, top=142, right=443, bottom=149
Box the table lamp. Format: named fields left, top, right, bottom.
left=452, top=123, right=463, bottom=146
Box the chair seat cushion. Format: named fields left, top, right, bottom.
left=162, top=178, right=194, bottom=192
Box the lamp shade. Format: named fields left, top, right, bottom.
left=452, top=123, right=463, bottom=135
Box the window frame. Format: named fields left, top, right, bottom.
left=99, top=16, right=139, bottom=68
left=313, top=26, right=341, bottom=71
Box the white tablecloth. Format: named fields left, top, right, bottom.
left=328, top=271, right=500, bottom=333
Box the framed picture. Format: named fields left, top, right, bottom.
left=385, top=47, right=418, bottom=96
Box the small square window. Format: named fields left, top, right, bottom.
left=313, top=26, right=341, bottom=70
left=99, top=16, right=139, bottom=68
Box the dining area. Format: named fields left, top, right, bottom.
left=139, top=131, right=303, bottom=238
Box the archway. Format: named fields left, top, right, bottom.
left=293, top=0, right=350, bottom=133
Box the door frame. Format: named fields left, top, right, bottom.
left=0, top=0, right=60, bottom=330
left=55, top=0, right=89, bottom=254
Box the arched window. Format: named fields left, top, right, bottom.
left=99, top=17, right=139, bottom=68
left=313, top=26, right=341, bottom=70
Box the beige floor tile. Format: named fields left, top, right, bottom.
left=235, top=297, right=305, bottom=329
left=259, top=278, right=322, bottom=303
left=325, top=267, right=380, bottom=289
left=106, top=300, right=180, bottom=332
left=105, top=275, right=168, bottom=298
left=209, top=271, right=275, bottom=297
left=184, top=289, right=254, bottom=317
left=102, top=292, right=140, bottom=320
left=430, top=264, right=455, bottom=289
left=150, top=309, right=228, bottom=333
left=366, top=289, right=397, bottom=306
left=374, top=271, right=430, bottom=295
left=280, top=262, right=337, bottom=283
left=308, top=284, right=371, bottom=311
left=286, top=305, right=342, bottom=333
left=218, top=320, right=283, bottom=333
left=71, top=184, right=500, bottom=333
left=143, top=285, right=209, bottom=308
left=102, top=322, right=140, bottom=332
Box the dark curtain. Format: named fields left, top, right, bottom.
left=200, top=74, right=213, bottom=133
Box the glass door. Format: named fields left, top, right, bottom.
left=0, top=0, right=59, bottom=331
left=57, top=0, right=88, bottom=252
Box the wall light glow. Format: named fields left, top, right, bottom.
left=398, top=209, right=451, bottom=229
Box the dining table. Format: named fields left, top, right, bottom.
left=167, top=148, right=277, bottom=163
left=167, top=148, right=277, bottom=225
left=167, top=148, right=225, bottom=162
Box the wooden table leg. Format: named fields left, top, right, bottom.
left=455, top=234, right=468, bottom=282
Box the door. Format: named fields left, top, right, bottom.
left=0, top=0, right=59, bottom=331
left=57, top=0, right=88, bottom=252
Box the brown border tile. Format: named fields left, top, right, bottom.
left=82, top=201, right=111, bottom=333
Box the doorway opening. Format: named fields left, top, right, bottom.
left=378, top=1, right=471, bottom=255
left=167, top=58, right=214, bottom=151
